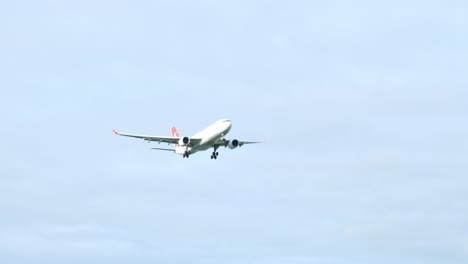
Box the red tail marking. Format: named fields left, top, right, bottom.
left=172, top=126, right=179, bottom=149
left=171, top=127, right=179, bottom=137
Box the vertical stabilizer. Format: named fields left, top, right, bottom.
left=172, top=127, right=179, bottom=148
left=171, top=127, right=179, bottom=137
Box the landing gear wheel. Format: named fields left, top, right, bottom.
left=211, top=146, right=219, bottom=160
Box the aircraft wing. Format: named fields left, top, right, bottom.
left=237, top=140, right=264, bottom=146
left=112, top=130, right=202, bottom=145
left=214, top=138, right=264, bottom=147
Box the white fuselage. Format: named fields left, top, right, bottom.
left=174, top=119, right=232, bottom=155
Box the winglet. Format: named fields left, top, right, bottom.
left=112, top=129, right=119, bottom=135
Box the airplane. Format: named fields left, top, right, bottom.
left=112, top=119, right=263, bottom=159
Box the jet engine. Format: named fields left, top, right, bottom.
left=228, top=139, right=239, bottom=149
left=178, top=137, right=190, bottom=146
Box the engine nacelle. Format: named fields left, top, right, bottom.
left=228, top=139, right=239, bottom=149
left=178, top=137, right=190, bottom=146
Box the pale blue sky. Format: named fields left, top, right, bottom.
left=1, top=1, right=468, bottom=263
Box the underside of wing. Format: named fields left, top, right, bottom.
left=113, top=130, right=202, bottom=145
left=238, top=140, right=264, bottom=145
left=115, top=132, right=180, bottom=144
left=214, top=138, right=264, bottom=148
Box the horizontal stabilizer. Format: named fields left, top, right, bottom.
left=151, top=147, right=174, bottom=152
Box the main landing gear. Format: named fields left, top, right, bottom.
left=210, top=147, right=219, bottom=160
left=183, top=151, right=190, bottom=158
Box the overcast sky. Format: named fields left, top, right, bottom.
left=1, top=0, right=468, bottom=263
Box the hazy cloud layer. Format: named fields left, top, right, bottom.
left=1, top=0, right=468, bottom=263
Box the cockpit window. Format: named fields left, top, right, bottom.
left=223, top=120, right=231, bottom=122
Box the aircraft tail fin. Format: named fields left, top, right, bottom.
left=172, top=126, right=179, bottom=148
left=171, top=127, right=179, bottom=137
